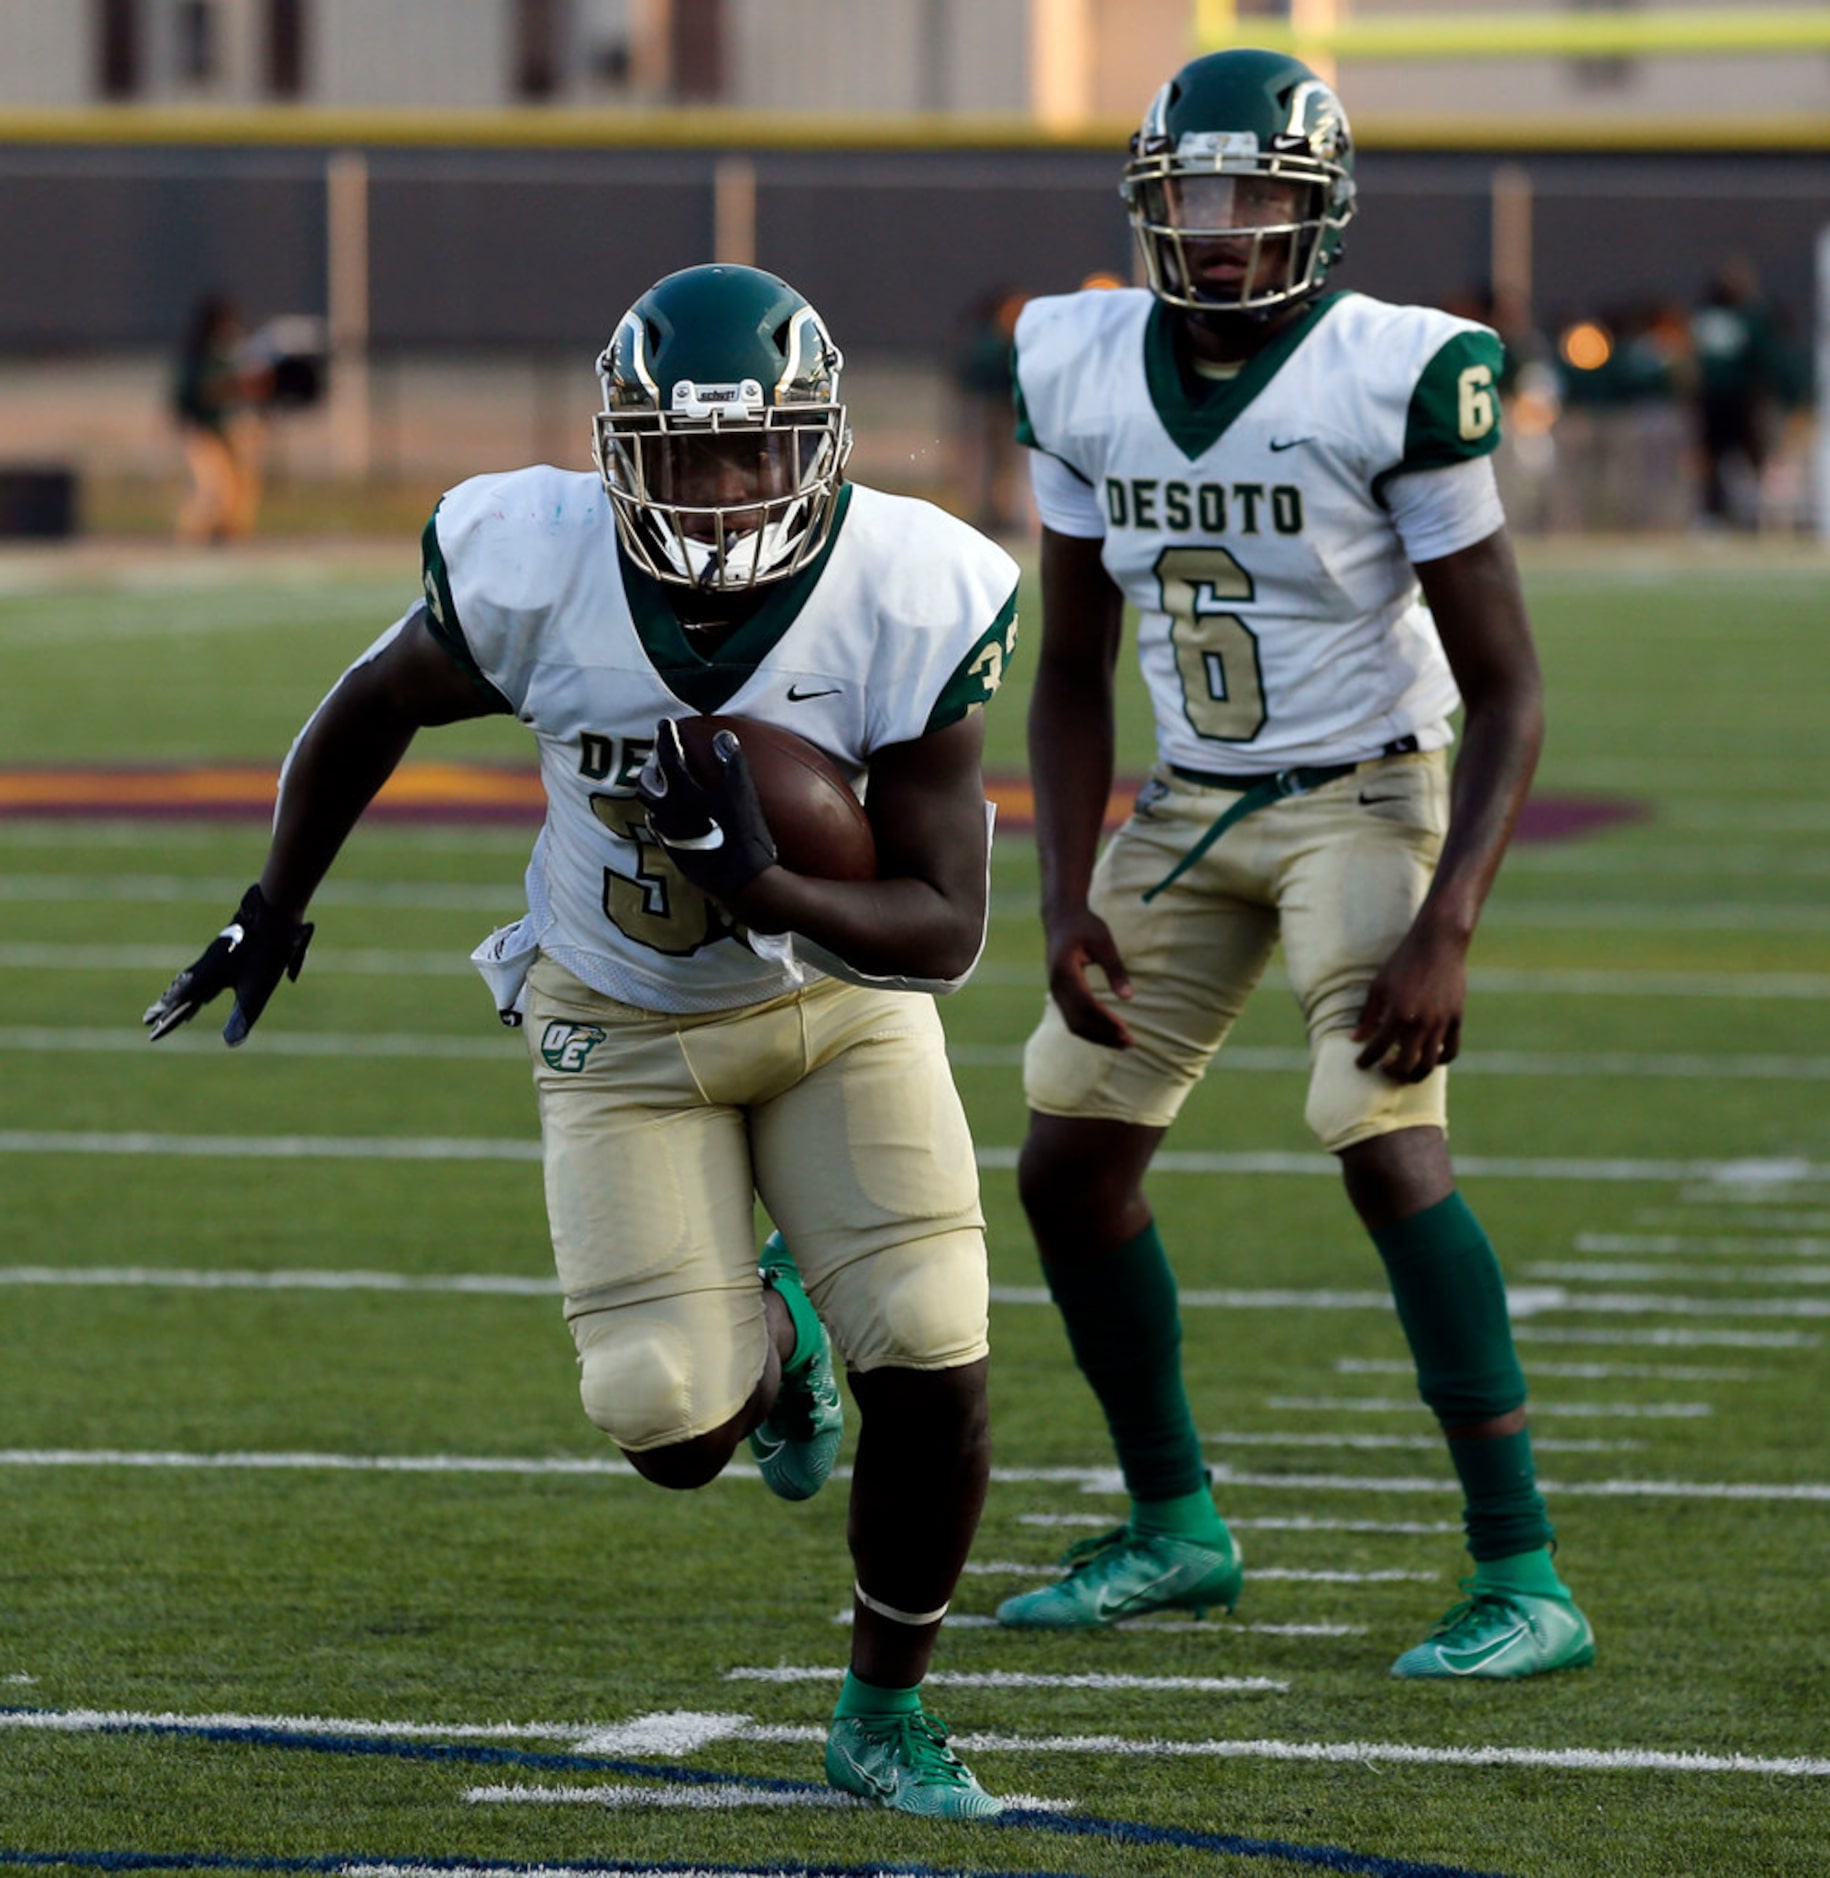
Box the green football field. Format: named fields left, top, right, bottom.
left=1, top=539, right=1826, bottom=1878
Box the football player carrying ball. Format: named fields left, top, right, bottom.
left=146, top=263, right=1018, bottom=1818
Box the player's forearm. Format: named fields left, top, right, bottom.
left=1415, top=686, right=1544, bottom=942
left=1028, top=665, right=1117, bottom=919
left=730, top=870, right=987, bottom=983
left=259, top=675, right=422, bottom=920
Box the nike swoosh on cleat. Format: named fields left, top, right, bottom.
left=751, top=1433, right=785, bottom=1461
left=831, top=1745, right=897, bottom=1799
left=1438, top=1621, right=1532, bottom=1674
left=1094, top=1569, right=1185, bottom=1619
left=787, top=684, right=841, bottom=702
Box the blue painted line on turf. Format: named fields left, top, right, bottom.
left=0, top=1857, right=1511, bottom=1878
left=0, top=1860, right=1084, bottom=1878
left=0, top=1709, right=1516, bottom=1878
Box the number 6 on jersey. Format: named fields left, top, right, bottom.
left=1157, top=543, right=1267, bottom=743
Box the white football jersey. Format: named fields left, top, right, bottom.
left=1014, top=287, right=1506, bottom=772
left=415, top=467, right=1019, bottom=1014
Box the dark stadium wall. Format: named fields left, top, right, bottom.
left=0, top=144, right=1821, bottom=360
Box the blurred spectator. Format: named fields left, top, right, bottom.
left=1689, top=258, right=1790, bottom=530
left=949, top=286, right=1028, bottom=535
left=1554, top=300, right=1692, bottom=531
left=172, top=294, right=271, bottom=544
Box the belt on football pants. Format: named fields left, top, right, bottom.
left=1141, top=735, right=1422, bottom=904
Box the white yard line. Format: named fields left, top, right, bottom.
left=3, top=1264, right=1824, bottom=1329
left=0, top=943, right=479, bottom=975
left=461, top=1783, right=856, bottom=1810
left=1019, top=1513, right=1465, bottom=1536
left=1464, top=969, right=1830, bottom=1000
left=725, top=1667, right=1288, bottom=1693
left=2, top=1447, right=1824, bottom=1501
left=0, top=874, right=520, bottom=912
left=949, top=1043, right=1830, bottom=1081
left=1529, top=1260, right=1830, bottom=1285
left=0, top=819, right=534, bottom=855
left=13, top=1129, right=1829, bottom=1192
left=14, top=943, right=1830, bottom=1000
left=1511, top=1325, right=1816, bottom=1348
left=1505, top=847, right=1830, bottom=878
left=959, top=1562, right=1434, bottom=1586
left=28, top=863, right=1830, bottom=929
left=1660, top=1209, right=1830, bottom=1239
left=13, top=1702, right=1827, bottom=1779
left=0, top=1130, right=543, bottom=1162
left=829, top=1611, right=1369, bottom=1636
left=1675, top=1186, right=1825, bottom=1207
left=0, top=1265, right=560, bottom=1295
left=1203, top=1431, right=1637, bottom=1453
left=1482, top=904, right=1830, bottom=932
left=1197, top=1468, right=1830, bottom=1503
left=0, top=1026, right=522, bottom=1061
left=944, top=1734, right=1830, bottom=1779
left=1579, top=1233, right=1830, bottom=1256
left=0, top=1705, right=622, bottom=1743
left=1337, top=1356, right=1753, bottom=1382
left=0, top=1448, right=645, bottom=1478
left=11, top=1023, right=1830, bottom=1082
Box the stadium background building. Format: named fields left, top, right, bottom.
left=0, top=0, right=1822, bottom=530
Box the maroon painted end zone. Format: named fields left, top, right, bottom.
left=0, top=763, right=1649, bottom=843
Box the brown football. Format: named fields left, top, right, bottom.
left=674, top=714, right=877, bottom=882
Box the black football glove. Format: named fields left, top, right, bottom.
left=636, top=718, right=778, bottom=904
left=142, top=883, right=314, bottom=1047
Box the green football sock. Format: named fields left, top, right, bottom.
left=1371, top=1192, right=1554, bottom=1562
left=760, top=1236, right=822, bottom=1377
left=1473, top=1544, right=1569, bottom=1599
left=1041, top=1219, right=1210, bottom=1504
left=834, top=1671, right=922, bottom=1721
left=1130, top=1483, right=1227, bottom=1543
left=1445, top=1428, right=1557, bottom=1562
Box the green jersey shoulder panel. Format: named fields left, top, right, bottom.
left=924, top=581, right=1020, bottom=736
left=1398, top=327, right=1507, bottom=475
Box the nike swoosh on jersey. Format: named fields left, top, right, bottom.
left=1438, top=1621, right=1533, bottom=1674
left=787, top=684, right=841, bottom=701
left=1268, top=436, right=1315, bottom=452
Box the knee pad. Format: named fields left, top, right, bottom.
left=824, top=1228, right=989, bottom=1374
left=1304, top=1029, right=1448, bottom=1152
left=573, top=1306, right=759, bottom=1454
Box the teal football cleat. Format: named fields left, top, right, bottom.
left=995, top=1523, right=1242, bottom=1629
left=749, top=1232, right=843, bottom=1503
left=825, top=1709, right=1003, bottom=1819
left=1391, top=1581, right=1596, bottom=1679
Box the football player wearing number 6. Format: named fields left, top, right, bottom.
left=999, top=49, right=1594, bottom=1679
left=142, top=264, right=1020, bottom=1815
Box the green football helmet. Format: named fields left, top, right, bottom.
left=1121, top=48, right=1357, bottom=316
left=592, top=264, right=852, bottom=591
